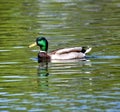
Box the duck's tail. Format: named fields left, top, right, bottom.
left=85, top=47, right=92, bottom=54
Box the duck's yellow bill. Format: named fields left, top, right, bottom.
left=29, top=42, right=37, bottom=48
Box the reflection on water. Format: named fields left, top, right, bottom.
left=37, top=62, right=49, bottom=90
left=0, top=0, right=120, bottom=111
left=37, top=62, right=49, bottom=77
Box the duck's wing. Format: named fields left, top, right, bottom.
left=50, top=47, right=92, bottom=55
left=55, top=47, right=83, bottom=54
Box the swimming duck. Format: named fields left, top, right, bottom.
left=29, top=37, right=92, bottom=62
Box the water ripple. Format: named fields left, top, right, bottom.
left=0, top=62, right=19, bottom=65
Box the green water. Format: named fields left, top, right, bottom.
left=0, top=0, right=120, bottom=112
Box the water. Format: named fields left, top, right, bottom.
left=0, top=0, right=120, bottom=112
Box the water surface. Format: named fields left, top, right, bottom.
left=0, top=0, right=120, bottom=112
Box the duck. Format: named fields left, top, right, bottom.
left=29, top=37, right=92, bottom=62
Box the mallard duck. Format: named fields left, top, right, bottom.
left=29, top=37, right=92, bottom=62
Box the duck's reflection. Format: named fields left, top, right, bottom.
left=37, top=61, right=49, bottom=77
left=36, top=59, right=92, bottom=89
left=37, top=59, right=91, bottom=77
left=37, top=62, right=49, bottom=89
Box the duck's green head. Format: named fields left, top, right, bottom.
left=29, top=37, right=48, bottom=52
